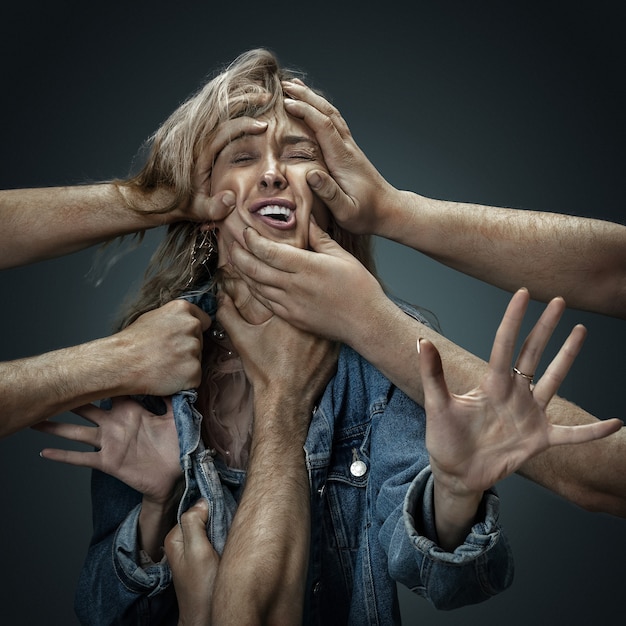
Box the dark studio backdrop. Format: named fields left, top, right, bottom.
left=0, top=2, right=624, bottom=624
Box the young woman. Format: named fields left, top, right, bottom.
left=39, top=49, right=618, bottom=625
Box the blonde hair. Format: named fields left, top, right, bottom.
left=118, top=48, right=375, bottom=328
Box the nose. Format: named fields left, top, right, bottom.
left=258, top=157, right=287, bottom=191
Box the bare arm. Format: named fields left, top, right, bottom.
left=211, top=290, right=338, bottom=626
left=0, top=184, right=175, bottom=269
left=0, top=117, right=268, bottom=269
left=228, top=224, right=626, bottom=518
left=281, top=81, right=626, bottom=319
left=381, top=193, right=626, bottom=320
left=0, top=300, right=210, bottom=438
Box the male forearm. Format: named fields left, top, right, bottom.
left=346, top=295, right=626, bottom=517
left=379, top=190, right=626, bottom=318
left=518, top=396, right=626, bottom=516
left=211, top=394, right=311, bottom=626
left=0, top=334, right=145, bottom=438
left=0, top=184, right=174, bottom=269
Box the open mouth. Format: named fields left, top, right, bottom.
left=251, top=200, right=297, bottom=229
left=257, top=205, right=293, bottom=222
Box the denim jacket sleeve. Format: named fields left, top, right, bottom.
left=74, top=469, right=177, bottom=626
left=374, top=386, right=514, bottom=611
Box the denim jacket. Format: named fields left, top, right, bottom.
left=75, top=293, right=513, bottom=625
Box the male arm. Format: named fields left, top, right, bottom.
left=0, top=183, right=179, bottom=268
left=211, top=290, right=338, bottom=626
left=281, top=81, right=626, bottom=319
left=372, top=193, right=626, bottom=320
left=227, top=224, right=626, bottom=518
left=0, top=117, right=267, bottom=269
left=0, top=118, right=269, bottom=438
left=0, top=299, right=210, bottom=438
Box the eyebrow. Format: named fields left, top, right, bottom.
left=282, top=134, right=319, bottom=147
left=225, top=133, right=318, bottom=148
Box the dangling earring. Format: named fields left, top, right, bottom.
left=185, top=227, right=216, bottom=287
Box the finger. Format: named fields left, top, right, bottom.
left=202, top=189, right=237, bottom=222
left=532, top=324, right=587, bottom=407
left=228, top=239, right=280, bottom=288
left=217, top=291, right=250, bottom=338
left=547, top=418, right=623, bottom=447
left=219, top=274, right=273, bottom=324
left=225, top=247, right=290, bottom=318
left=283, top=96, right=348, bottom=151
left=488, top=289, right=530, bottom=376
left=241, top=227, right=300, bottom=273
left=176, top=499, right=219, bottom=563
left=193, top=118, right=268, bottom=197
left=514, top=296, right=566, bottom=380
left=185, top=301, right=212, bottom=333
left=306, top=170, right=354, bottom=218
left=282, top=81, right=350, bottom=138
left=179, top=499, right=210, bottom=550
left=203, top=117, right=268, bottom=162
left=417, top=338, right=452, bottom=416
left=39, top=447, right=102, bottom=468
left=164, top=521, right=183, bottom=558
left=32, top=420, right=100, bottom=447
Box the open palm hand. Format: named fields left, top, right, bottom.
left=35, top=396, right=182, bottom=503
left=421, top=289, right=622, bottom=498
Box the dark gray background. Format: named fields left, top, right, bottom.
left=0, top=1, right=624, bottom=624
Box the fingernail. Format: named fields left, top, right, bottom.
left=416, top=337, right=423, bottom=354
left=284, top=97, right=297, bottom=106
left=222, top=190, right=235, bottom=207
left=308, top=171, right=322, bottom=189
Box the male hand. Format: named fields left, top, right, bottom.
left=217, top=290, right=338, bottom=417
left=165, top=499, right=219, bottom=626
left=119, top=117, right=267, bottom=223
left=185, top=117, right=268, bottom=222
left=282, top=80, right=397, bottom=234
left=226, top=219, right=385, bottom=343
left=116, top=299, right=211, bottom=396
left=218, top=266, right=273, bottom=326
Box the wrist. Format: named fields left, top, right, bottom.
left=115, top=182, right=180, bottom=225
left=252, top=391, right=312, bottom=443
left=139, top=492, right=180, bottom=562
left=432, top=477, right=483, bottom=551
left=375, top=189, right=426, bottom=244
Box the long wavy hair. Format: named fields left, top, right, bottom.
left=117, top=49, right=376, bottom=328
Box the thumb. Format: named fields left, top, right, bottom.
left=307, top=170, right=352, bottom=218
left=186, top=302, right=212, bottom=333
left=204, top=190, right=236, bottom=221
left=417, top=338, right=451, bottom=414
left=179, top=499, right=211, bottom=551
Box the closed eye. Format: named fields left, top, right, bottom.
left=231, top=152, right=258, bottom=164
left=283, top=149, right=316, bottom=160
